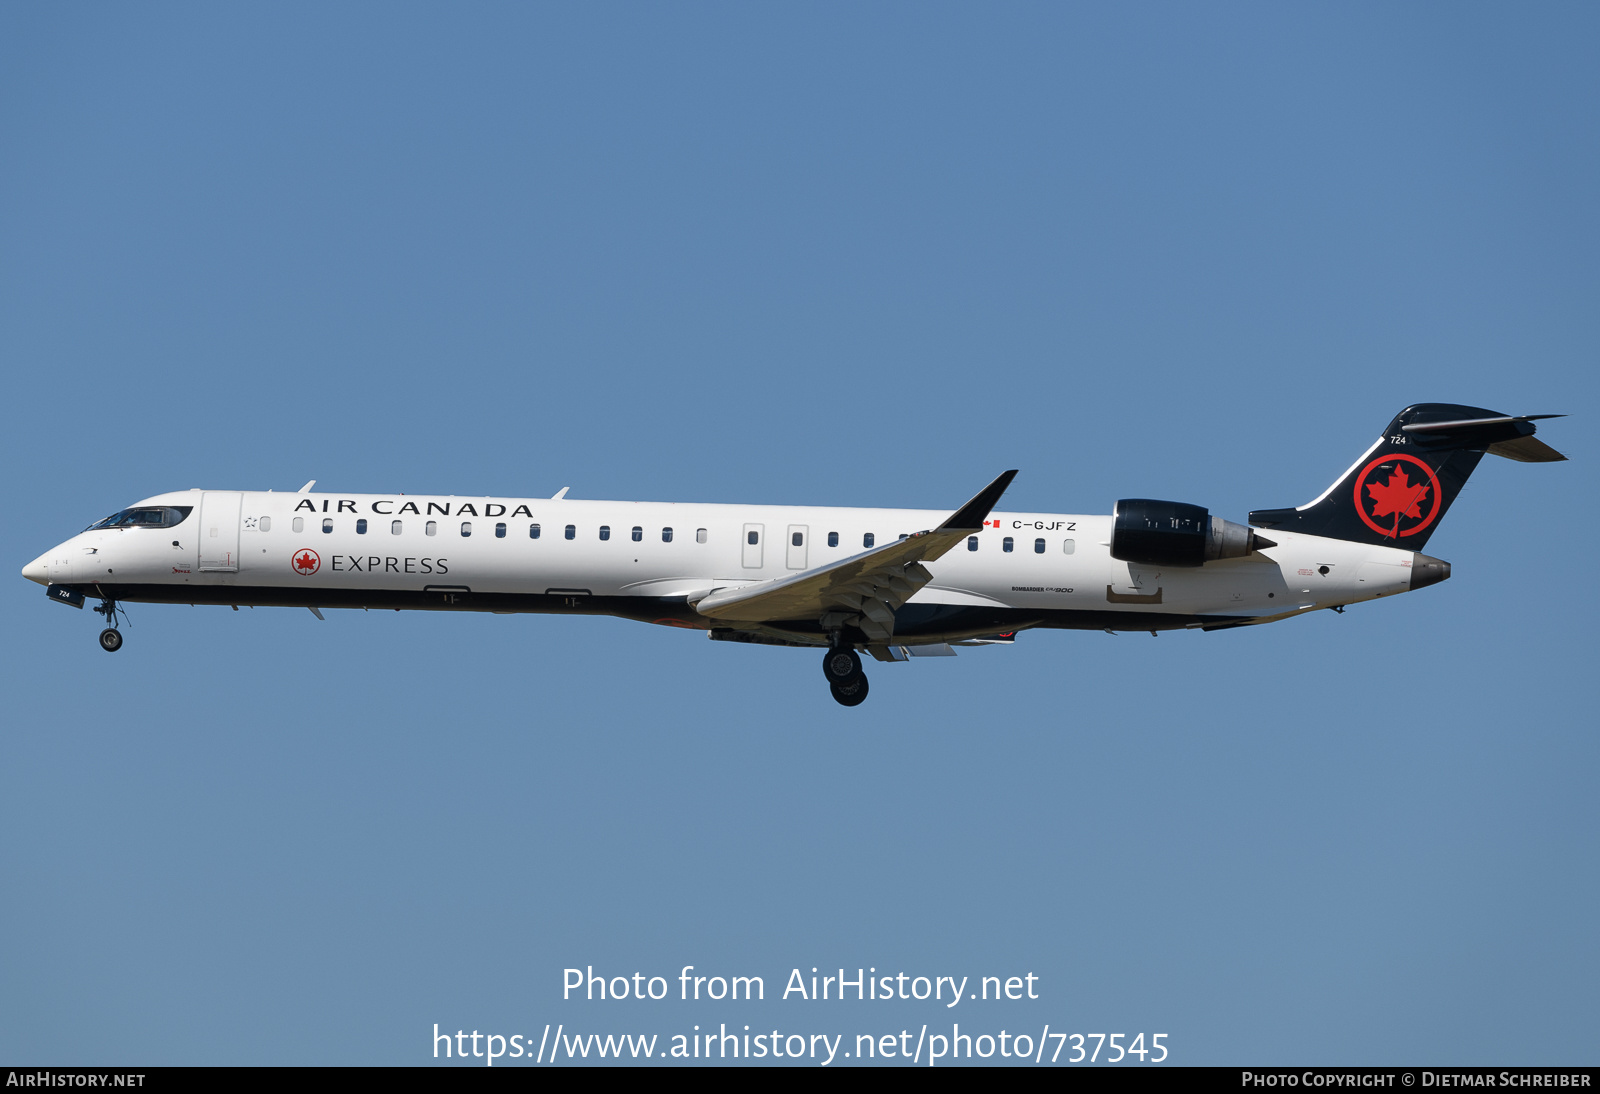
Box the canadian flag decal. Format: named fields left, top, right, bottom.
left=984, top=519, right=1001, bottom=528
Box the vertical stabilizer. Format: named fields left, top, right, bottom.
left=1248, top=404, right=1564, bottom=549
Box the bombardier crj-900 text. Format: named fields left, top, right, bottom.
left=23, top=404, right=1566, bottom=706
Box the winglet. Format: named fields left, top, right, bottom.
left=940, top=470, right=1018, bottom=532
left=552, top=487, right=570, bottom=500
left=298, top=480, right=316, bottom=494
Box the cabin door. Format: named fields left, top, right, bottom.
left=786, top=525, right=808, bottom=569
left=741, top=524, right=764, bottom=568
left=198, top=492, right=242, bottom=572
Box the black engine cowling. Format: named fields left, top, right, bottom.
left=1111, top=499, right=1274, bottom=567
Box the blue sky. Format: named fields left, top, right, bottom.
left=1, top=3, right=1594, bottom=1065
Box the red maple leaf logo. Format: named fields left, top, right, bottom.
left=293, top=550, right=320, bottom=575
left=1364, top=464, right=1431, bottom=526
left=1352, top=454, right=1443, bottom=539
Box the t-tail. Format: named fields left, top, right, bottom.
left=1249, top=403, right=1566, bottom=551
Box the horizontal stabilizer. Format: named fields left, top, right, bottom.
left=1486, top=435, right=1567, bottom=463
left=1399, top=411, right=1567, bottom=462
left=1398, top=412, right=1566, bottom=454
left=1401, top=413, right=1564, bottom=435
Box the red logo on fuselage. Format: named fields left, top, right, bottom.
left=292, top=549, right=321, bottom=575
left=1354, top=454, right=1442, bottom=539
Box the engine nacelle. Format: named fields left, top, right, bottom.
left=1111, top=499, right=1274, bottom=568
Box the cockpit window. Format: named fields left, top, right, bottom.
left=86, top=506, right=193, bottom=531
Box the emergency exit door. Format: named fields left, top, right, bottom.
left=198, top=492, right=242, bottom=572
left=786, top=525, right=808, bottom=569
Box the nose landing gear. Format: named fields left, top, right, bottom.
left=92, top=594, right=125, bottom=652
left=822, top=645, right=869, bottom=706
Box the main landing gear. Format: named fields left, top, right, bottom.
left=822, top=646, right=869, bottom=707
left=93, top=595, right=124, bottom=653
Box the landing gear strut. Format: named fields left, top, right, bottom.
left=822, top=645, right=868, bottom=706
left=93, top=595, right=124, bottom=652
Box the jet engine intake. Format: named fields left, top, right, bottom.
left=1111, top=499, right=1276, bottom=568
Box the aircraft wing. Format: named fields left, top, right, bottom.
left=692, top=471, right=1017, bottom=641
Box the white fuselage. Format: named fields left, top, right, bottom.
left=25, top=488, right=1427, bottom=641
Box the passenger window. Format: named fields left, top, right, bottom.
left=747, top=530, right=759, bottom=545
left=863, top=533, right=875, bottom=548
left=1003, top=537, right=1014, bottom=552
left=828, top=532, right=838, bottom=547
left=792, top=531, right=803, bottom=547
left=696, top=528, right=707, bottom=544
left=662, top=527, right=673, bottom=542
left=495, top=522, right=506, bottom=538
left=1035, top=538, right=1045, bottom=553
left=259, top=516, right=272, bottom=533
left=425, top=521, right=437, bottom=536
left=968, top=536, right=978, bottom=551
left=1063, top=539, right=1075, bottom=554
left=461, top=522, right=472, bottom=537
left=292, top=516, right=304, bottom=533
left=631, top=526, right=643, bottom=542
left=392, top=520, right=403, bottom=535
left=530, top=524, right=541, bottom=539
left=356, top=519, right=368, bottom=534
left=565, top=525, right=576, bottom=540
left=322, top=518, right=333, bottom=533
left=600, top=525, right=611, bottom=541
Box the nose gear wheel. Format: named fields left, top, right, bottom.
left=92, top=592, right=126, bottom=650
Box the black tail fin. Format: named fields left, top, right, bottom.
left=1248, top=403, right=1565, bottom=550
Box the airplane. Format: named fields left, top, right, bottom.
left=22, top=403, right=1565, bottom=706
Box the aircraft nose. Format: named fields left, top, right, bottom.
left=22, top=553, right=50, bottom=585
left=1410, top=553, right=1451, bottom=590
